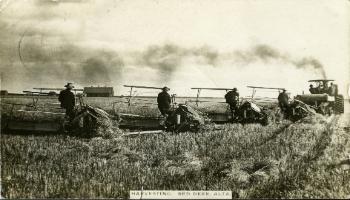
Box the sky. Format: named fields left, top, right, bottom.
left=0, top=0, right=349, bottom=98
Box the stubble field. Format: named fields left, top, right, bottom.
left=1, top=96, right=350, bottom=198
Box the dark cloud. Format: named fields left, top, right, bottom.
left=80, top=51, right=124, bottom=85
left=192, top=46, right=219, bottom=66
left=140, top=44, right=185, bottom=82
left=19, top=44, right=125, bottom=86
left=82, top=58, right=111, bottom=84
left=138, top=44, right=220, bottom=83
left=0, top=12, right=125, bottom=90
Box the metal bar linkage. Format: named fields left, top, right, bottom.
left=247, top=86, right=285, bottom=90
left=191, top=87, right=233, bottom=106
left=123, top=85, right=163, bottom=90
left=247, top=85, right=285, bottom=99
left=33, top=87, right=84, bottom=91
left=308, top=79, right=334, bottom=82
left=23, top=91, right=50, bottom=95
left=191, top=87, right=232, bottom=91
left=123, top=85, right=165, bottom=108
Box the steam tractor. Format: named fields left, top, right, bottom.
left=295, top=79, right=344, bottom=115
left=190, top=87, right=270, bottom=126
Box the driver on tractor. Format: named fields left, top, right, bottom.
left=309, top=84, right=317, bottom=94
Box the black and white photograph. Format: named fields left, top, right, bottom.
left=1, top=0, right=350, bottom=199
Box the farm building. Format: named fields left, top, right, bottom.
left=0, top=90, right=8, bottom=96
left=83, top=87, right=114, bottom=97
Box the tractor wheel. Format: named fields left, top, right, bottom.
left=334, top=95, right=344, bottom=114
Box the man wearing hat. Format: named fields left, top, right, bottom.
left=328, top=82, right=338, bottom=96
left=309, top=84, right=316, bottom=94
left=59, top=83, right=76, bottom=119
left=225, top=87, right=239, bottom=119
left=157, top=86, right=172, bottom=116
left=278, top=89, right=289, bottom=112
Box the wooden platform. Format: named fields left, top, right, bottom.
left=118, top=114, right=163, bottom=130
left=3, top=120, right=61, bottom=133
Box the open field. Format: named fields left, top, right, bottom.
left=1, top=96, right=350, bottom=198
left=0, top=95, right=277, bottom=116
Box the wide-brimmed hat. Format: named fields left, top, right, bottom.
left=162, top=86, right=170, bottom=91
left=64, top=83, right=74, bottom=89
left=232, top=87, right=237, bottom=91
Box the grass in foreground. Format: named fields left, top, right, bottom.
left=2, top=114, right=350, bottom=198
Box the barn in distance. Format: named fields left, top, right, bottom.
left=83, top=86, right=114, bottom=97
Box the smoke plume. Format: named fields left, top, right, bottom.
left=233, top=44, right=327, bottom=78
left=293, top=57, right=327, bottom=78
left=1, top=34, right=328, bottom=94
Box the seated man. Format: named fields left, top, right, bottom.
left=323, top=82, right=329, bottom=94
left=314, top=83, right=321, bottom=94
left=278, top=89, right=289, bottom=112
left=157, top=86, right=172, bottom=116
left=225, top=88, right=239, bottom=120
left=59, top=83, right=76, bottom=119
left=309, top=84, right=316, bottom=94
